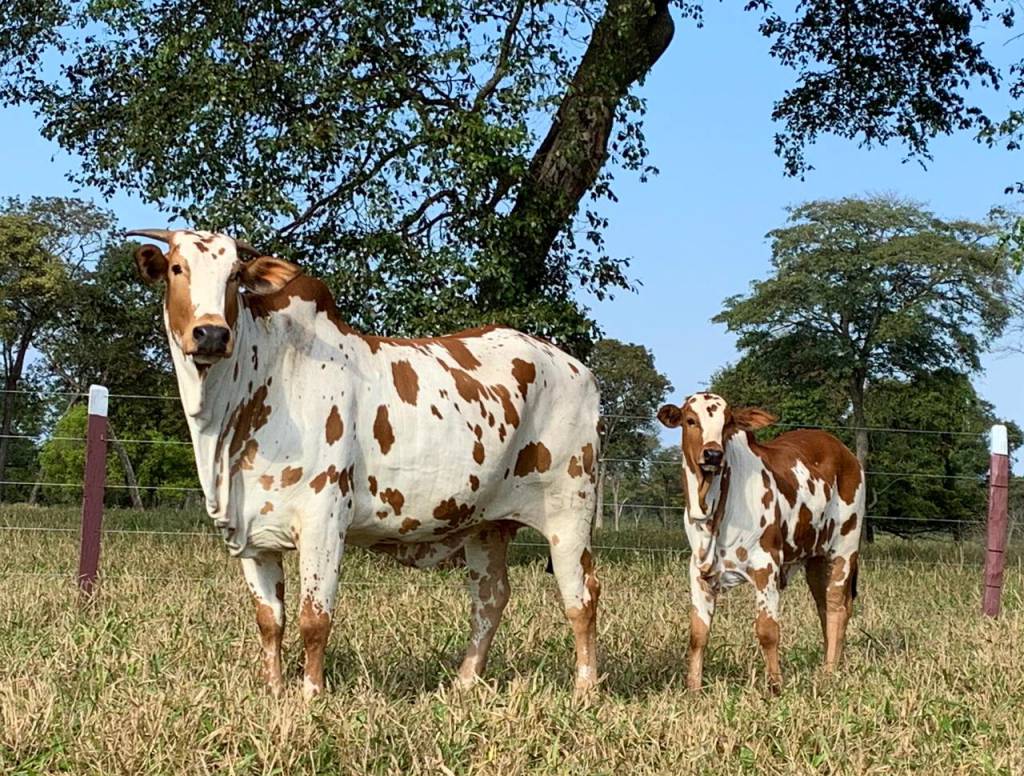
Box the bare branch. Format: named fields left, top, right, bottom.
left=472, top=0, right=527, bottom=110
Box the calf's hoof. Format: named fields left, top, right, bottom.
left=302, top=676, right=324, bottom=701
left=573, top=671, right=600, bottom=699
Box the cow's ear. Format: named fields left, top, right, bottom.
left=657, top=404, right=684, bottom=428
left=731, top=407, right=777, bottom=431
left=238, top=256, right=302, bottom=295
left=134, top=244, right=168, bottom=284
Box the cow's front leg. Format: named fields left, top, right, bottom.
left=456, top=524, right=513, bottom=689
left=240, top=553, right=286, bottom=696
left=753, top=573, right=783, bottom=693
left=687, top=557, right=717, bottom=691
left=297, top=518, right=344, bottom=700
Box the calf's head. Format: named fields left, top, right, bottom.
left=128, top=229, right=300, bottom=364
left=658, top=392, right=776, bottom=519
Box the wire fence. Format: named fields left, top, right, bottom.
left=0, top=387, right=1016, bottom=569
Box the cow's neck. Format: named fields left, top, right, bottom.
left=683, top=431, right=763, bottom=571
left=169, top=305, right=267, bottom=522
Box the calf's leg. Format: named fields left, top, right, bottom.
left=550, top=539, right=601, bottom=694
left=805, top=556, right=829, bottom=645
left=455, top=523, right=514, bottom=688
left=823, top=552, right=858, bottom=671
left=240, top=553, right=286, bottom=696
left=753, top=574, right=783, bottom=692
left=687, top=556, right=717, bottom=691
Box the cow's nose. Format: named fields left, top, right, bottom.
left=702, top=448, right=723, bottom=466
left=192, top=325, right=231, bottom=355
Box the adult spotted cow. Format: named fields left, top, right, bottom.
left=658, top=392, right=864, bottom=691
left=128, top=229, right=602, bottom=698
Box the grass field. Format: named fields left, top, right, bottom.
left=2, top=505, right=1023, bottom=775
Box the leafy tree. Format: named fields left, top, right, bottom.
left=34, top=241, right=192, bottom=506
left=1, top=1, right=1021, bottom=351
left=865, top=370, right=1022, bottom=536
left=589, top=339, right=672, bottom=529
left=38, top=405, right=125, bottom=505
left=635, top=444, right=683, bottom=528
left=710, top=352, right=846, bottom=436
left=0, top=197, right=113, bottom=499
left=134, top=433, right=200, bottom=508
left=715, top=196, right=1011, bottom=476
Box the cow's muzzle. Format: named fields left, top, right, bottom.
left=700, top=446, right=724, bottom=474
left=190, top=324, right=232, bottom=362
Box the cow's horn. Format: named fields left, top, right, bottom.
left=124, top=229, right=176, bottom=243
left=234, top=238, right=260, bottom=257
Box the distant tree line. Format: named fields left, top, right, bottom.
left=0, top=194, right=1021, bottom=539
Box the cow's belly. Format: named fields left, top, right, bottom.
left=344, top=495, right=532, bottom=545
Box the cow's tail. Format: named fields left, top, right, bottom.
left=850, top=561, right=859, bottom=600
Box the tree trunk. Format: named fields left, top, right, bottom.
left=615, top=499, right=628, bottom=531
left=107, top=422, right=144, bottom=510
left=0, top=383, right=15, bottom=502
left=850, top=374, right=873, bottom=542
left=0, top=331, right=34, bottom=502
left=609, top=474, right=620, bottom=531
left=485, top=0, right=675, bottom=296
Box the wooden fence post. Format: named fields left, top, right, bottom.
left=78, top=385, right=109, bottom=597
left=982, top=424, right=1010, bottom=617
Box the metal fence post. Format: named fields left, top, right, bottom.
left=982, top=424, right=1010, bottom=617
left=78, top=385, right=109, bottom=597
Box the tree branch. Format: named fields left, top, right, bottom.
left=472, top=0, right=527, bottom=110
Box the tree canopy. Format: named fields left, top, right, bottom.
left=1, top=1, right=1022, bottom=349
left=715, top=196, right=1012, bottom=470
left=588, top=338, right=672, bottom=528
left=0, top=197, right=114, bottom=498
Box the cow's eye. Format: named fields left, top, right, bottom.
left=171, top=265, right=182, bottom=275
left=685, top=418, right=696, bottom=427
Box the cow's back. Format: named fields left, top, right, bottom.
left=755, top=429, right=863, bottom=508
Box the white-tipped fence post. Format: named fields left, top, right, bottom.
left=982, top=424, right=1010, bottom=617
left=78, top=385, right=109, bottom=597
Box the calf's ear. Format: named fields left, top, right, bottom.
left=657, top=404, right=684, bottom=428
left=239, top=256, right=302, bottom=295
left=731, top=407, right=777, bottom=431
left=134, top=244, right=168, bottom=284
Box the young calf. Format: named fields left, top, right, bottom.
left=658, top=392, right=864, bottom=691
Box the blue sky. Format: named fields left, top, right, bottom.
left=0, top=3, right=1020, bottom=467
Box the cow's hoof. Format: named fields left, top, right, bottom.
left=452, top=673, right=480, bottom=693
left=572, top=673, right=599, bottom=700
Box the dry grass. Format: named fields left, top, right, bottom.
left=1, top=505, right=1023, bottom=775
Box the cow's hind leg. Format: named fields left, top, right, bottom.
left=823, top=552, right=858, bottom=671
left=240, top=553, right=286, bottom=696
left=805, top=556, right=829, bottom=646
left=297, top=521, right=344, bottom=700
left=550, top=539, right=601, bottom=694
left=455, top=523, right=514, bottom=688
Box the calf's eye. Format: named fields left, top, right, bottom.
left=171, top=264, right=182, bottom=275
